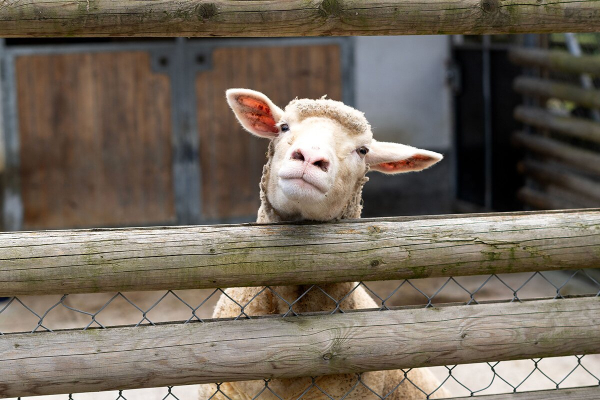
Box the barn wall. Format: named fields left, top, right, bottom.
left=0, top=39, right=351, bottom=230
left=1, top=37, right=457, bottom=228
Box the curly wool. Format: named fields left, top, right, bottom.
left=285, top=97, right=371, bottom=137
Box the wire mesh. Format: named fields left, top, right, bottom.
left=2, top=269, right=600, bottom=399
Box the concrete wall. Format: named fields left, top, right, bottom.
left=354, top=36, right=454, bottom=217
left=0, top=40, right=5, bottom=175
left=0, top=40, right=5, bottom=230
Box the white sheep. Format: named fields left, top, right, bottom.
left=198, top=89, right=449, bottom=399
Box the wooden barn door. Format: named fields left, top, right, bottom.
left=14, top=51, right=176, bottom=230
left=1, top=39, right=351, bottom=230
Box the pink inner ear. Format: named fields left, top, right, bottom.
left=378, top=154, right=433, bottom=171
left=237, top=95, right=278, bottom=134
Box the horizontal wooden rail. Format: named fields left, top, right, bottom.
left=546, top=185, right=600, bottom=208
left=2, top=0, right=600, bottom=37
left=450, top=386, right=600, bottom=400
left=514, top=106, right=600, bottom=144
left=518, top=160, right=600, bottom=202
left=512, top=132, right=600, bottom=175
left=514, top=77, right=600, bottom=110
left=1, top=210, right=600, bottom=296
left=510, top=47, right=600, bottom=75
left=518, top=186, right=592, bottom=210
left=1, top=297, right=598, bottom=398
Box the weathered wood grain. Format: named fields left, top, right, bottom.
left=514, top=78, right=600, bottom=111
left=1, top=210, right=600, bottom=296
left=1, top=0, right=600, bottom=37
left=448, top=386, right=600, bottom=400
left=510, top=47, right=600, bottom=76
left=514, top=106, right=600, bottom=144
left=512, top=132, right=600, bottom=175
left=1, top=297, right=598, bottom=398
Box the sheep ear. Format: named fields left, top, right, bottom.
left=226, top=89, right=284, bottom=139
left=366, top=140, right=443, bottom=174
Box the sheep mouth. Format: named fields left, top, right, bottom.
left=279, top=177, right=328, bottom=194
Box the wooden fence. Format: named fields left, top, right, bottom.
left=1, top=0, right=600, bottom=37
left=510, top=47, right=600, bottom=210
left=1, top=209, right=599, bottom=398
left=1, top=6, right=600, bottom=398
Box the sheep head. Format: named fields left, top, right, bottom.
left=226, top=89, right=443, bottom=222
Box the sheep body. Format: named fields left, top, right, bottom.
left=198, top=89, right=448, bottom=399
left=199, top=283, right=447, bottom=399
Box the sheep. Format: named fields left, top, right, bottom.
left=198, top=89, right=450, bottom=400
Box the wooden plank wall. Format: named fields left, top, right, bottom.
left=9, top=43, right=345, bottom=228
left=196, top=45, right=342, bottom=220
left=15, top=52, right=176, bottom=229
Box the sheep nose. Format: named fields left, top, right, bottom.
left=291, top=148, right=330, bottom=172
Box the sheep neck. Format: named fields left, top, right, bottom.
left=257, top=141, right=369, bottom=313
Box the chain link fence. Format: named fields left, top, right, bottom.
left=2, top=269, right=600, bottom=399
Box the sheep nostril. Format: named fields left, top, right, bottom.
left=292, top=150, right=304, bottom=162
left=313, top=160, right=329, bottom=172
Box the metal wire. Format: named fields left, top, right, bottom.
left=2, top=269, right=599, bottom=399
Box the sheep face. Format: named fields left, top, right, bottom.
left=269, top=115, right=371, bottom=221
left=226, top=89, right=443, bottom=221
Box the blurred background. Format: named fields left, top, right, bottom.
left=1, top=34, right=598, bottom=232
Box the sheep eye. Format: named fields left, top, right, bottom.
left=280, top=123, right=290, bottom=132
left=357, top=146, right=369, bottom=156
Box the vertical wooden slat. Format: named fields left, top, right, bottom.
left=309, top=46, right=327, bottom=99
left=325, top=47, right=343, bottom=101
left=229, top=47, right=253, bottom=217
